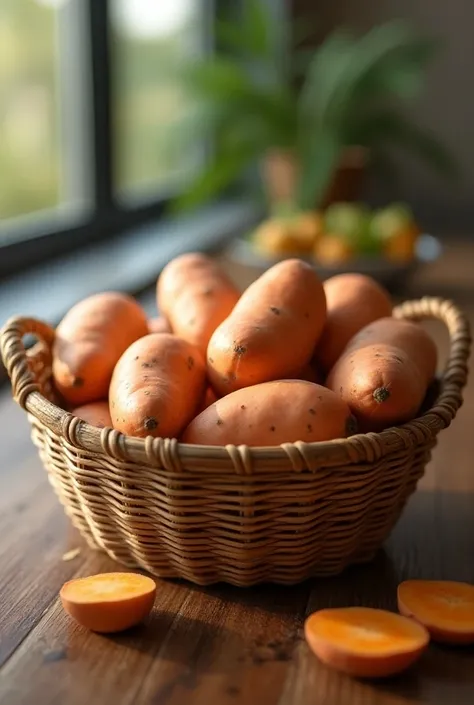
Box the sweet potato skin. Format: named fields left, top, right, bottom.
left=182, top=380, right=356, bottom=446
left=344, top=317, right=437, bottom=385
left=71, top=401, right=112, bottom=428
left=157, top=253, right=240, bottom=352
left=148, top=316, right=171, bottom=334
left=327, top=343, right=424, bottom=432
left=207, top=259, right=327, bottom=396
left=109, top=333, right=206, bottom=439
left=291, top=362, right=323, bottom=385
left=53, top=292, right=148, bottom=406
left=196, top=385, right=219, bottom=414
left=316, top=274, right=392, bottom=373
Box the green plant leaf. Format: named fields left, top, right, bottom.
left=299, top=29, right=356, bottom=128
left=172, top=145, right=259, bottom=212
left=291, top=17, right=319, bottom=47
left=214, top=0, right=276, bottom=58
left=361, top=37, right=439, bottom=100
left=215, top=19, right=255, bottom=55
left=244, top=0, right=272, bottom=56
left=303, top=20, right=439, bottom=131
left=181, top=59, right=252, bottom=99
left=348, top=109, right=458, bottom=178
left=179, top=54, right=296, bottom=145
left=296, top=130, right=343, bottom=210
left=292, top=48, right=315, bottom=78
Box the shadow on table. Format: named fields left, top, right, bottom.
left=367, top=643, right=474, bottom=704
left=105, top=490, right=474, bottom=702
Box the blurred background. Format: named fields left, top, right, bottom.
left=0, top=0, right=473, bottom=325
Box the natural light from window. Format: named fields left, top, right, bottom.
left=111, top=0, right=205, bottom=201
left=0, top=0, right=61, bottom=222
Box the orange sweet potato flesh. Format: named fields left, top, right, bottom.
left=71, top=401, right=112, bottom=428
left=207, top=259, right=327, bottom=396
left=109, top=333, right=206, bottom=439
left=304, top=607, right=429, bottom=678
left=398, top=580, right=474, bottom=645
left=157, top=253, right=240, bottom=352
left=344, top=317, right=438, bottom=386
left=148, top=316, right=171, bottom=334
left=327, top=343, right=425, bottom=432
left=60, top=572, right=156, bottom=633
left=315, top=274, right=392, bottom=373
left=182, top=380, right=357, bottom=446
left=53, top=292, right=148, bottom=406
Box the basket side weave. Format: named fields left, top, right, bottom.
left=0, top=296, right=470, bottom=585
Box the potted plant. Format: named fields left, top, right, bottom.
left=172, top=0, right=456, bottom=215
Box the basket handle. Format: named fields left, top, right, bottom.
left=394, top=297, right=471, bottom=428
left=0, top=317, right=56, bottom=408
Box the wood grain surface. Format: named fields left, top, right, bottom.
left=1, top=242, right=474, bottom=705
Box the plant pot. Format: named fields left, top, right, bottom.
left=262, top=146, right=368, bottom=211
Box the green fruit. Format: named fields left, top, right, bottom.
left=324, top=202, right=380, bottom=255
left=271, top=201, right=300, bottom=222
left=324, top=203, right=371, bottom=241
left=370, top=203, right=415, bottom=242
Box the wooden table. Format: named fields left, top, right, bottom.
left=1, top=243, right=474, bottom=705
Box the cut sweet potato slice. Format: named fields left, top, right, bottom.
left=60, top=572, right=156, bottom=633
left=398, top=580, right=474, bottom=645
left=304, top=607, right=429, bottom=678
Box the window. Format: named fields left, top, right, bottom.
left=0, top=0, right=62, bottom=222
left=0, top=0, right=219, bottom=275
left=111, top=0, right=206, bottom=201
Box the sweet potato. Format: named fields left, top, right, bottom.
left=148, top=316, right=171, bottom=334
left=182, top=380, right=357, bottom=446
left=305, top=607, right=429, bottom=678
left=60, top=572, right=156, bottom=633
left=344, top=317, right=437, bottom=386
left=292, top=362, right=323, bottom=385
left=53, top=292, right=148, bottom=406
left=327, top=343, right=425, bottom=432
left=157, top=253, right=240, bottom=352
left=71, top=401, right=112, bottom=428
left=109, top=333, right=206, bottom=438
left=196, top=385, right=219, bottom=414
left=207, top=259, right=327, bottom=395
left=315, top=274, right=392, bottom=373
left=398, top=580, right=474, bottom=645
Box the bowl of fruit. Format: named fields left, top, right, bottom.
left=228, top=202, right=441, bottom=290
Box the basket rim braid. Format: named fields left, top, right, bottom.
left=1, top=297, right=470, bottom=475
left=0, top=296, right=471, bottom=586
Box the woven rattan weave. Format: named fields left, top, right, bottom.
left=1, top=297, right=470, bottom=586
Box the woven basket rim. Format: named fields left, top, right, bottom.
left=1, top=296, right=470, bottom=474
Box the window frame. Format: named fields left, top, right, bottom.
left=0, top=0, right=221, bottom=278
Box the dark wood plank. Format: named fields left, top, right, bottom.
left=1, top=241, right=474, bottom=705
left=0, top=394, right=92, bottom=665
left=0, top=558, right=188, bottom=705
left=0, top=577, right=311, bottom=705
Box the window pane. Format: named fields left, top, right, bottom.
left=0, top=0, right=61, bottom=220
left=0, top=0, right=88, bottom=229
left=111, top=0, right=206, bottom=200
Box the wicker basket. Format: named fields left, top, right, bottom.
left=1, top=297, right=470, bottom=586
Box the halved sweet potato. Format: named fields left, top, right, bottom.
left=60, top=572, right=156, bottom=633
left=305, top=607, right=429, bottom=678
left=398, top=580, right=474, bottom=645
